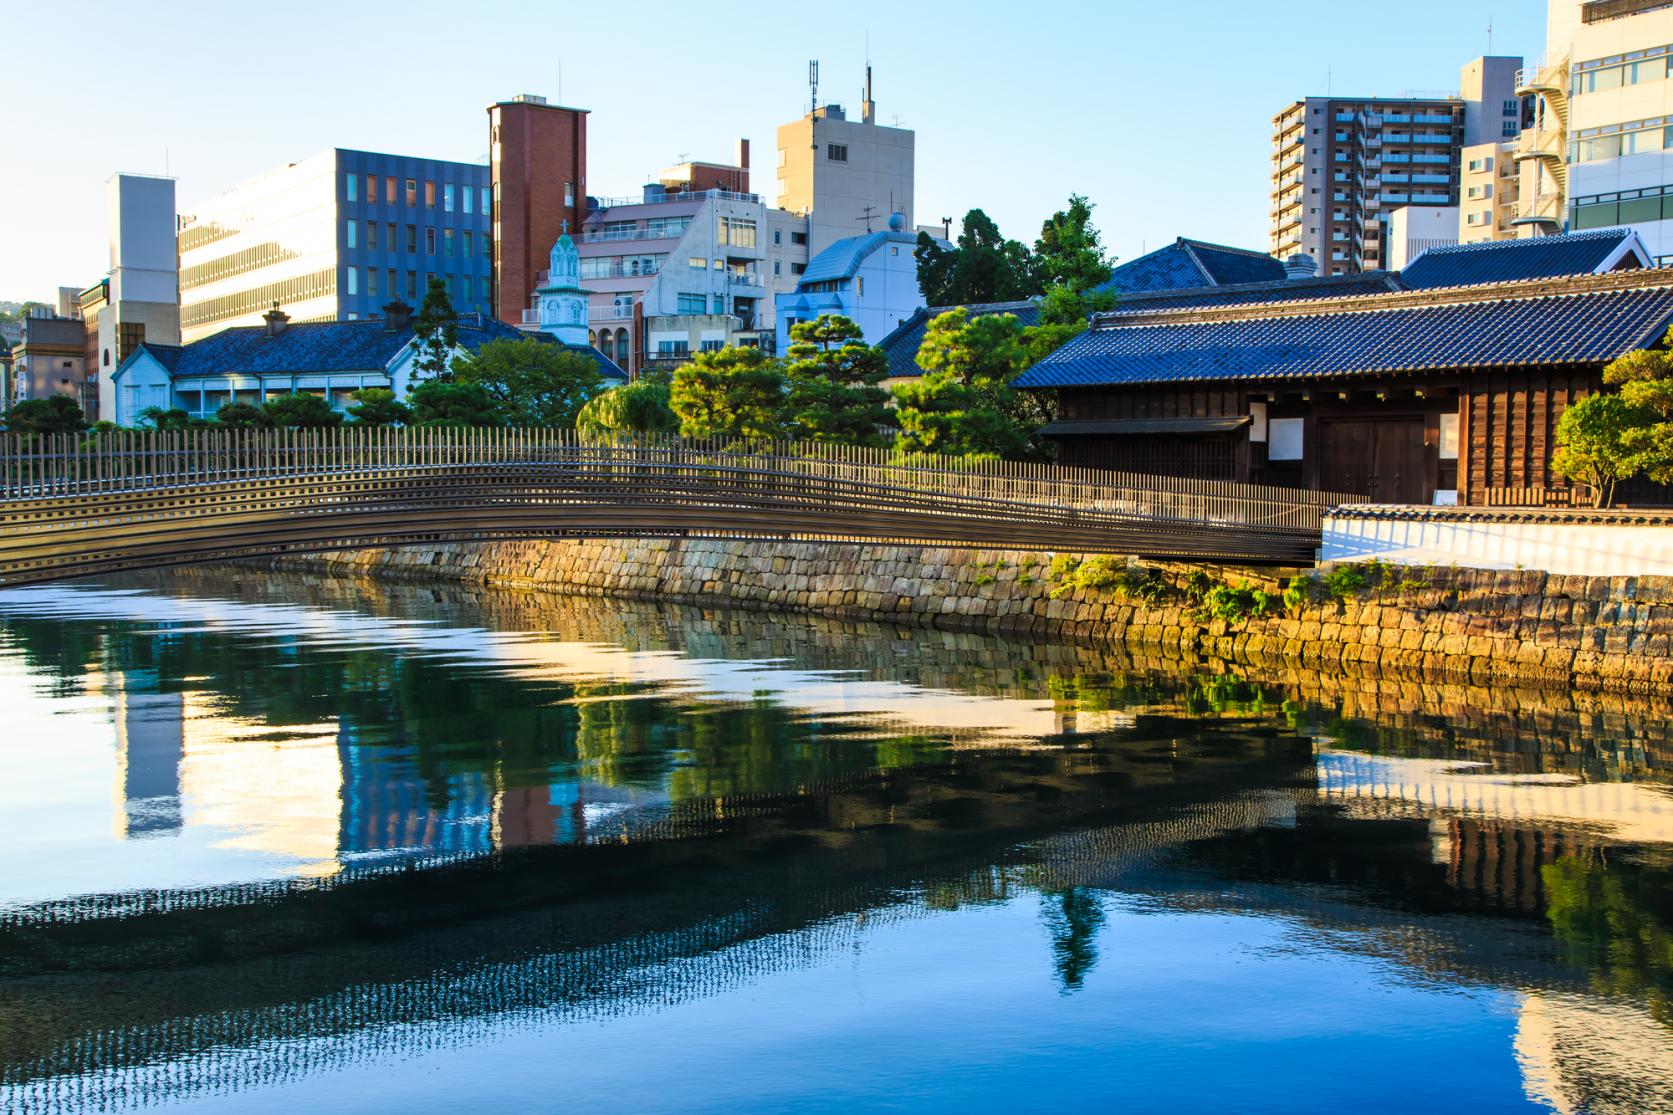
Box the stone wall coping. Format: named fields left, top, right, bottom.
left=1325, top=504, right=1673, bottom=526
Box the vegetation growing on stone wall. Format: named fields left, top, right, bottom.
left=1045, top=555, right=1170, bottom=603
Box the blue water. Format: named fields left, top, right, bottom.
left=0, top=570, right=1668, bottom=1114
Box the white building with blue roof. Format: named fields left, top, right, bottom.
left=773, top=215, right=938, bottom=351
left=110, top=299, right=625, bottom=427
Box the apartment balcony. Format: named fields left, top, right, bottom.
left=581, top=227, right=683, bottom=244
left=727, top=272, right=764, bottom=288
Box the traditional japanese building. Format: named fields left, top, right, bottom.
left=1015, top=265, right=1673, bottom=507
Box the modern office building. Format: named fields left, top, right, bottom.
left=776, top=67, right=915, bottom=255
left=1518, top=0, right=1673, bottom=258
left=177, top=149, right=492, bottom=343
left=77, top=173, right=182, bottom=420
left=1270, top=57, right=1523, bottom=274
left=487, top=94, right=588, bottom=325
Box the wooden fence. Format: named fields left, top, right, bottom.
left=0, top=429, right=1357, bottom=585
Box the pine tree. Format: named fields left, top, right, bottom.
left=412, top=276, right=459, bottom=380
left=783, top=315, right=894, bottom=446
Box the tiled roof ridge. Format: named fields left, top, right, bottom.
left=1177, top=236, right=1277, bottom=261
left=1090, top=268, right=1673, bottom=329
left=1121, top=271, right=1400, bottom=305
left=924, top=298, right=1040, bottom=314
left=1411, top=229, right=1630, bottom=257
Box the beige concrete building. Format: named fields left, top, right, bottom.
left=80, top=173, right=182, bottom=421
left=776, top=67, right=914, bottom=255
left=1459, top=141, right=1523, bottom=242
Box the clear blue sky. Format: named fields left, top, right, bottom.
left=1, top=0, right=1546, bottom=300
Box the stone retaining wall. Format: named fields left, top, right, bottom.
left=278, top=538, right=1673, bottom=695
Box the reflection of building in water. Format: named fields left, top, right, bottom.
left=176, top=692, right=342, bottom=874
left=111, top=670, right=184, bottom=838
left=1515, top=990, right=1673, bottom=1115
left=338, top=727, right=494, bottom=864
left=1315, top=750, right=1673, bottom=847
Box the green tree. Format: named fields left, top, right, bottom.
left=411, top=276, right=459, bottom=380
left=896, top=308, right=1055, bottom=459
left=669, top=345, right=787, bottom=440
left=346, top=387, right=412, bottom=427
left=914, top=209, right=1037, bottom=307
left=1032, top=195, right=1119, bottom=326
left=1602, top=335, right=1673, bottom=487
left=409, top=379, right=503, bottom=427
left=576, top=380, right=679, bottom=437
left=3, top=395, right=87, bottom=435
left=1551, top=393, right=1653, bottom=508
left=260, top=392, right=343, bottom=428
left=139, top=406, right=192, bottom=430
left=783, top=314, right=894, bottom=445
left=451, top=338, right=604, bottom=427
left=1034, top=195, right=1112, bottom=293
left=216, top=401, right=269, bottom=428
left=892, top=374, right=1028, bottom=458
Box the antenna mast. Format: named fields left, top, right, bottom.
left=809, top=60, right=819, bottom=114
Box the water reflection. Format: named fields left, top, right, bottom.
left=0, top=569, right=1669, bottom=1114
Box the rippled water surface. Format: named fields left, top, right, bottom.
left=1, top=569, right=1671, bottom=1114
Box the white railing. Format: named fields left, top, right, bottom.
left=592, top=188, right=761, bottom=209
left=582, top=227, right=686, bottom=244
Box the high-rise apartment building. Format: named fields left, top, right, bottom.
left=1271, top=58, right=1523, bottom=274
left=776, top=68, right=914, bottom=255
left=1519, top=0, right=1673, bottom=258
left=487, top=95, right=587, bottom=325
left=178, top=149, right=492, bottom=343
left=1270, top=97, right=1465, bottom=273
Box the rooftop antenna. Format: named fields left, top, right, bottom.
left=1486, top=18, right=1494, bottom=54
left=809, top=59, right=820, bottom=115
left=856, top=204, right=878, bottom=232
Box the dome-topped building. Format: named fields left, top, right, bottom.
left=535, top=231, right=592, bottom=346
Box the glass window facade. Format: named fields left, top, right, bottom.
left=178, top=149, right=497, bottom=337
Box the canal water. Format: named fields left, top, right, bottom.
left=1, top=571, right=1670, bottom=1114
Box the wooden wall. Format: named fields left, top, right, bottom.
left=1059, top=386, right=1244, bottom=421
left=1459, top=366, right=1598, bottom=505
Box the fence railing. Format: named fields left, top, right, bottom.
left=0, top=429, right=1356, bottom=584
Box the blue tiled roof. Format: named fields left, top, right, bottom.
left=1015, top=282, right=1673, bottom=389
left=877, top=300, right=1040, bottom=378
left=164, top=319, right=412, bottom=377
left=1099, top=238, right=1286, bottom=294
left=1118, top=273, right=1401, bottom=311
left=122, top=313, right=625, bottom=384
left=797, top=230, right=918, bottom=286
left=1399, top=229, right=1641, bottom=290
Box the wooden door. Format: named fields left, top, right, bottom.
left=1321, top=418, right=1427, bottom=503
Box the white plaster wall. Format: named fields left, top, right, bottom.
left=1322, top=513, right=1673, bottom=575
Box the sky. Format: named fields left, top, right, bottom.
left=0, top=0, right=1548, bottom=301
